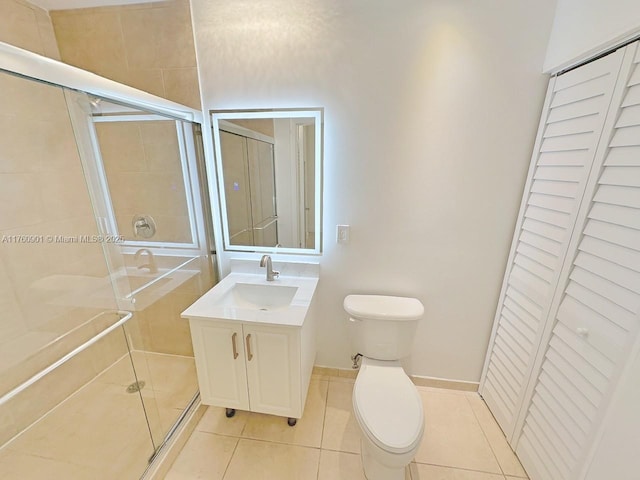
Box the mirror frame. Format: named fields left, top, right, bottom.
left=211, top=108, right=323, bottom=255
left=90, top=112, right=201, bottom=250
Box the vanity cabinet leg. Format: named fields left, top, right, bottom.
left=287, top=417, right=297, bottom=427
left=225, top=408, right=236, bottom=418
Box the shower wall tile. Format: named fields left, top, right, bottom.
left=0, top=115, right=39, bottom=174
left=51, top=0, right=201, bottom=109
left=52, top=10, right=128, bottom=79
left=163, top=67, right=202, bottom=110
left=35, top=171, right=94, bottom=222
left=127, top=68, right=166, bottom=98
left=0, top=73, right=66, bottom=124
left=33, top=6, right=61, bottom=60
left=87, top=327, right=130, bottom=375
left=32, top=122, right=84, bottom=172
left=0, top=0, right=45, bottom=56
left=138, top=290, right=194, bottom=356
left=0, top=309, right=110, bottom=399
left=0, top=225, right=52, bottom=307
left=0, top=261, right=25, bottom=342
left=0, top=174, right=45, bottom=230
left=0, top=0, right=142, bottom=453
left=96, top=122, right=146, bottom=174
left=0, top=120, right=76, bottom=173
left=120, top=2, right=197, bottom=69
left=130, top=272, right=212, bottom=357
left=0, top=407, right=18, bottom=448
left=95, top=119, right=192, bottom=244
left=139, top=120, right=180, bottom=151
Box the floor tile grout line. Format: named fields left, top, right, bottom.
left=465, top=393, right=508, bottom=478
left=316, top=380, right=330, bottom=480
left=319, top=378, right=330, bottom=448
left=220, top=435, right=241, bottom=480
left=319, top=446, right=359, bottom=455
left=467, top=395, right=530, bottom=479
left=229, top=435, right=323, bottom=452
left=413, top=458, right=509, bottom=477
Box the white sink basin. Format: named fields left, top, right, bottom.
left=222, top=283, right=298, bottom=310
left=181, top=272, right=319, bottom=326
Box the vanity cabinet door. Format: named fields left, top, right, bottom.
left=243, top=324, right=302, bottom=418
left=189, top=319, right=250, bottom=410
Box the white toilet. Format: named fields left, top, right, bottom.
left=344, top=294, right=425, bottom=480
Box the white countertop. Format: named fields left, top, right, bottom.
left=181, top=272, right=319, bottom=327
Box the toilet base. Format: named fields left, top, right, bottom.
left=360, top=439, right=409, bottom=480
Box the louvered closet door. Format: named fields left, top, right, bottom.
left=516, top=42, right=640, bottom=480
left=479, top=48, right=627, bottom=440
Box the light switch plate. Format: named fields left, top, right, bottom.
left=337, top=225, right=350, bottom=243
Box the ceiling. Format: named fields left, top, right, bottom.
left=29, top=0, right=157, bottom=11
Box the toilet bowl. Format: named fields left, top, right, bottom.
left=344, top=294, right=425, bottom=480
left=353, top=357, right=424, bottom=480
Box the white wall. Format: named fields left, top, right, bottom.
left=273, top=118, right=298, bottom=248
left=544, top=0, right=640, bottom=72
left=192, top=0, right=557, bottom=382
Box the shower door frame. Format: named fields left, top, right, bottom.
left=0, top=40, right=225, bottom=475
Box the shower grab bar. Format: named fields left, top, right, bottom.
left=0, top=310, right=133, bottom=407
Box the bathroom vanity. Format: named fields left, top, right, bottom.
left=181, top=261, right=319, bottom=423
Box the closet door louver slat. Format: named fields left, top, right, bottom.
left=516, top=43, right=640, bottom=480
left=479, top=48, right=626, bottom=440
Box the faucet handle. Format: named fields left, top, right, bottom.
left=272, top=270, right=280, bottom=279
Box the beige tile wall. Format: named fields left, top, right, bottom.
left=51, top=1, right=212, bottom=359
left=128, top=272, right=208, bottom=357
left=0, top=0, right=211, bottom=451
left=0, top=0, right=61, bottom=60
left=0, top=1, right=128, bottom=448
left=95, top=120, right=192, bottom=243
left=0, top=68, right=128, bottom=447
left=51, top=0, right=201, bottom=110
left=0, top=70, right=113, bottom=352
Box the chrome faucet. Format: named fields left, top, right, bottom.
left=260, top=255, right=279, bottom=281
left=134, top=248, right=158, bottom=273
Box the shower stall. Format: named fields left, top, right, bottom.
left=0, top=44, right=216, bottom=479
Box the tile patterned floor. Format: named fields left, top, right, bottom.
left=0, top=351, right=198, bottom=480
left=164, top=373, right=529, bottom=480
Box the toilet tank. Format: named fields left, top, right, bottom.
left=344, top=295, right=424, bottom=361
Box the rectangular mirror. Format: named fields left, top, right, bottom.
left=212, top=109, right=323, bottom=254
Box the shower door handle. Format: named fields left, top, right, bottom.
left=246, top=334, right=253, bottom=361
left=231, top=332, right=239, bottom=359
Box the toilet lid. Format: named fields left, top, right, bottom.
left=344, top=295, right=424, bottom=321
left=353, top=363, right=424, bottom=454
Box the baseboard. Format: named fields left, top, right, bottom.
left=409, top=375, right=479, bottom=392
left=142, top=400, right=206, bottom=480
left=312, top=366, right=479, bottom=392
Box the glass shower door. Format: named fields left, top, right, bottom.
left=65, top=93, right=216, bottom=453
left=0, top=70, right=156, bottom=479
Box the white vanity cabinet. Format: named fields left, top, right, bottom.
left=189, top=318, right=309, bottom=418
left=182, top=267, right=319, bottom=421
